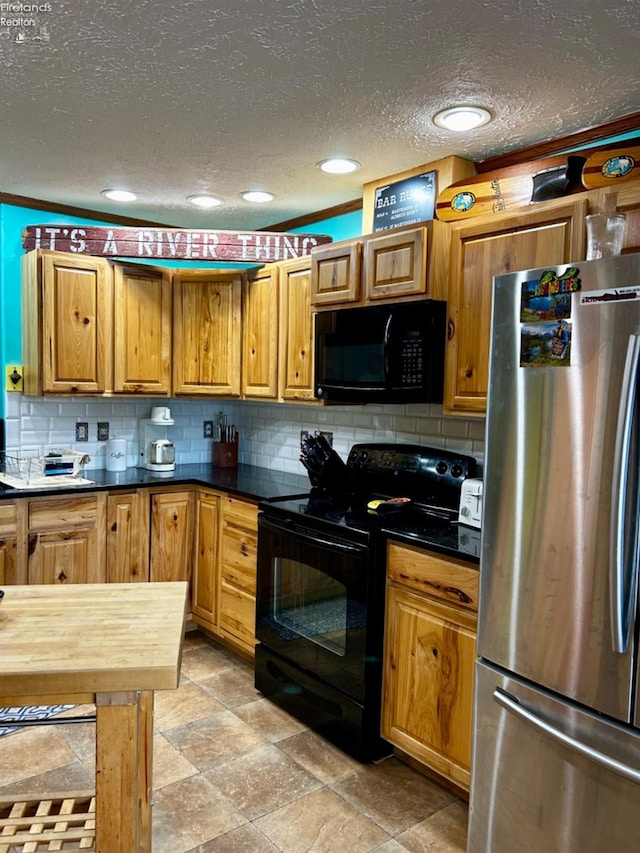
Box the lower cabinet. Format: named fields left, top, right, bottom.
left=0, top=502, right=19, bottom=585
left=27, top=495, right=107, bottom=585
left=191, top=490, right=220, bottom=631
left=189, top=491, right=260, bottom=659
left=149, top=489, right=195, bottom=581
left=1, top=485, right=260, bottom=657
left=217, top=496, right=259, bottom=657
left=382, top=541, right=479, bottom=792
left=106, top=490, right=150, bottom=582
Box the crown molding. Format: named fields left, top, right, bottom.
left=477, top=110, right=640, bottom=173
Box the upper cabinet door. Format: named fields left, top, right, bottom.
left=113, top=264, right=172, bottom=395
left=444, top=198, right=588, bottom=416
left=278, top=257, right=316, bottom=401
left=242, top=265, right=279, bottom=399
left=310, top=240, right=362, bottom=306
left=172, top=270, right=242, bottom=396
left=23, top=251, right=111, bottom=395
left=364, top=227, right=428, bottom=300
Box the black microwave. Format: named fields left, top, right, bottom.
left=314, top=299, right=446, bottom=404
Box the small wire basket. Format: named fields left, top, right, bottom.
left=0, top=452, right=46, bottom=485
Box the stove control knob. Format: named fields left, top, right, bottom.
left=436, top=461, right=448, bottom=475
left=451, top=464, right=464, bottom=478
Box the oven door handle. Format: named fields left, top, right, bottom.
left=259, top=515, right=368, bottom=556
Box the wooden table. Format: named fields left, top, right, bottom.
left=0, top=582, right=187, bottom=852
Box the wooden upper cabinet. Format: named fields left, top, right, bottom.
left=278, top=257, right=316, bottom=401
left=22, top=250, right=111, bottom=395
left=172, top=269, right=242, bottom=396
left=310, top=240, right=362, bottom=306
left=444, top=197, right=588, bottom=416
left=310, top=226, right=429, bottom=308
left=364, top=226, right=428, bottom=300
left=242, top=265, right=279, bottom=399
left=112, top=264, right=172, bottom=395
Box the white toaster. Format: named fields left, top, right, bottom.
left=458, top=478, right=483, bottom=529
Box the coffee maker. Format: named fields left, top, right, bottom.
left=139, top=407, right=176, bottom=474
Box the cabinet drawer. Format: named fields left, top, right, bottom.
left=222, top=496, right=258, bottom=529
left=29, top=496, right=99, bottom=532
left=221, top=526, right=257, bottom=594
left=0, top=503, right=18, bottom=536
left=219, top=579, right=256, bottom=648
left=387, top=542, right=478, bottom=612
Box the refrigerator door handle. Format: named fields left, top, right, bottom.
left=610, top=333, right=640, bottom=654
left=494, top=687, right=640, bottom=784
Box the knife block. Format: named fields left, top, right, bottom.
left=212, top=440, right=238, bottom=468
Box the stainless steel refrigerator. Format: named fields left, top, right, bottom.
left=468, top=253, right=640, bottom=852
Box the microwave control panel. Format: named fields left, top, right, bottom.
left=399, top=331, right=424, bottom=385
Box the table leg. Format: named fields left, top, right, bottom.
left=95, top=690, right=153, bottom=852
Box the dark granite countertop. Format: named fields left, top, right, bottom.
left=0, top=463, right=480, bottom=562
left=0, top=463, right=311, bottom=504
left=383, top=521, right=481, bottom=564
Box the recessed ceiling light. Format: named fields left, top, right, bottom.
left=317, top=158, right=361, bottom=174
left=101, top=188, right=137, bottom=202
left=241, top=190, right=275, bottom=203
left=187, top=194, right=224, bottom=209
left=433, top=106, right=492, bottom=132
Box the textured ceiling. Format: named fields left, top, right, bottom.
left=2, top=0, right=639, bottom=230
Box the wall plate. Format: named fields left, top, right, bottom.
left=5, top=365, right=23, bottom=392
left=75, top=422, right=89, bottom=442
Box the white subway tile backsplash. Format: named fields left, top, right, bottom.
left=4, top=394, right=486, bottom=473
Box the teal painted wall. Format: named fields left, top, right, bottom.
left=0, top=205, right=117, bottom=366
left=0, top=202, right=363, bottom=410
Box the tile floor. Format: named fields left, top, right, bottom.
left=0, top=631, right=469, bottom=852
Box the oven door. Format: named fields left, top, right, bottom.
left=256, top=514, right=373, bottom=702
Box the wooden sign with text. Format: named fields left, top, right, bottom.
left=22, top=225, right=332, bottom=263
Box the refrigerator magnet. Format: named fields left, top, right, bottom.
left=520, top=320, right=571, bottom=367
left=520, top=266, right=581, bottom=323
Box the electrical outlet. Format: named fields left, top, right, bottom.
left=300, top=429, right=310, bottom=449
left=5, top=365, right=23, bottom=392
left=75, top=422, right=89, bottom=442
left=97, top=422, right=109, bottom=441
left=203, top=420, right=214, bottom=438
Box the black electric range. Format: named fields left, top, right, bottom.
left=254, top=443, right=479, bottom=761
